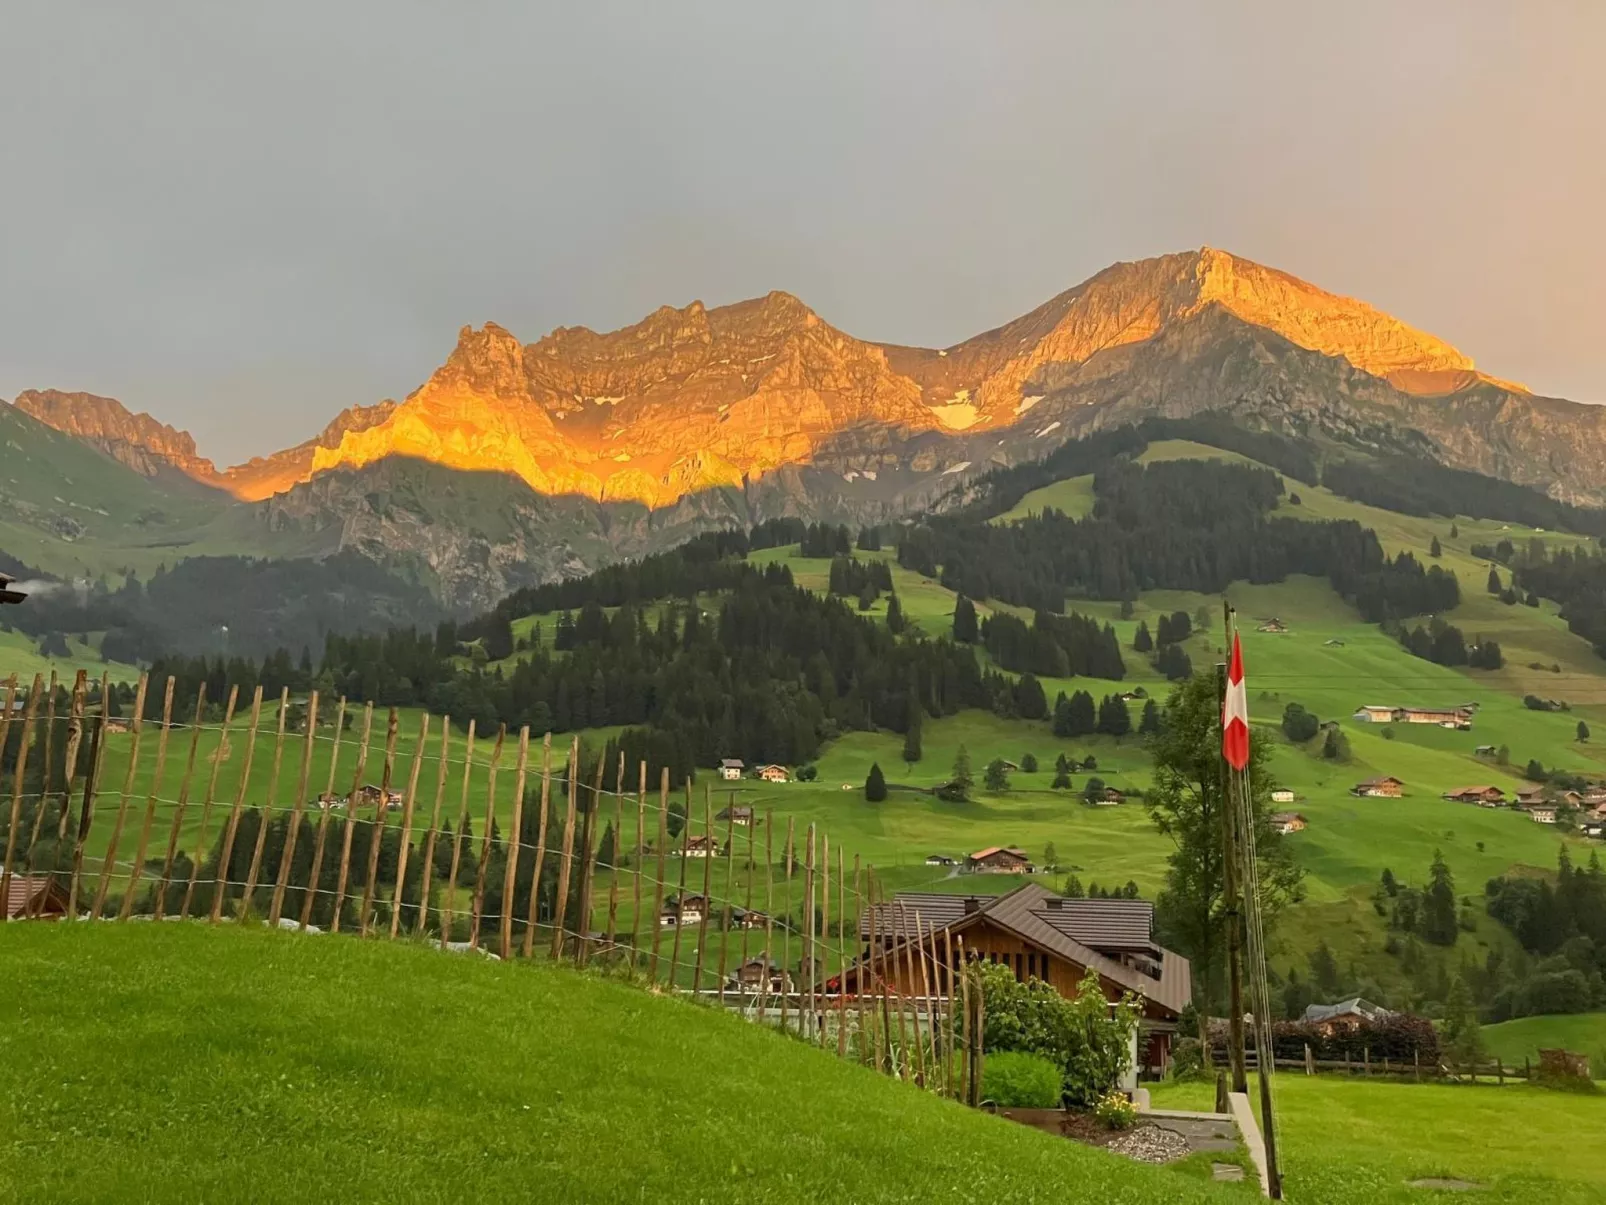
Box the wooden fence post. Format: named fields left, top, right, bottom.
left=331, top=702, right=376, bottom=934
left=837, top=844, right=848, bottom=1059
left=943, top=924, right=958, bottom=1093
left=66, top=675, right=113, bottom=916
left=666, top=778, right=692, bottom=989
left=497, top=726, right=530, bottom=959
left=758, top=808, right=774, bottom=1023
left=301, top=698, right=349, bottom=931
left=0, top=677, right=21, bottom=868
left=716, top=803, right=737, bottom=1004
left=576, top=755, right=607, bottom=967
left=864, top=866, right=881, bottom=1070
left=816, top=830, right=830, bottom=1048
left=153, top=683, right=206, bottom=919
left=389, top=712, right=433, bottom=939
left=194, top=687, right=250, bottom=925
left=358, top=708, right=401, bottom=936
left=1305, top=1043, right=1315, bottom=1076
left=269, top=691, right=321, bottom=926
left=467, top=725, right=505, bottom=951
left=548, top=738, right=579, bottom=960
left=0, top=674, right=45, bottom=907
left=604, top=753, right=625, bottom=953
left=778, top=816, right=794, bottom=1034
left=238, top=687, right=292, bottom=921
left=90, top=673, right=150, bottom=919
left=435, top=717, right=474, bottom=947
left=915, top=909, right=941, bottom=1091
left=119, top=676, right=177, bottom=919
left=27, top=674, right=88, bottom=918
left=521, top=733, right=553, bottom=959
left=852, top=854, right=868, bottom=1065
left=629, top=760, right=646, bottom=967
left=690, top=786, right=715, bottom=991
left=22, top=672, right=59, bottom=899
left=647, top=767, right=668, bottom=982
left=740, top=811, right=757, bottom=991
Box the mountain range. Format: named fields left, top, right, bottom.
left=6, top=247, right=1604, bottom=608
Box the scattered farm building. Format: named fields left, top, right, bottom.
left=924, top=854, right=957, bottom=867
left=1443, top=785, right=1506, bottom=806
left=756, top=765, right=789, bottom=784
left=718, top=759, right=745, bottom=781
left=660, top=894, right=708, bottom=926
left=715, top=805, right=756, bottom=827
left=1529, top=807, right=1559, bottom=825
left=1351, top=705, right=1473, bottom=730
left=3, top=874, right=70, bottom=920
left=1257, top=618, right=1288, bottom=633
left=1475, top=745, right=1497, bottom=757
left=965, top=846, right=1034, bottom=875
left=727, top=956, right=791, bottom=994
left=678, top=835, right=721, bottom=858
left=845, top=884, right=1191, bottom=1075
left=1270, top=789, right=1296, bottom=804
left=1270, top=812, right=1307, bottom=835
left=1351, top=777, right=1404, bottom=798
left=1303, top=998, right=1394, bottom=1034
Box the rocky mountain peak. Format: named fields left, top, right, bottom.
left=12, top=388, right=220, bottom=482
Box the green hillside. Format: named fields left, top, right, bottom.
left=0, top=923, right=1239, bottom=1205
left=1481, top=1012, right=1606, bottom=1071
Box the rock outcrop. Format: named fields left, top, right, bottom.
left=12, top=389, right=222, bottom=485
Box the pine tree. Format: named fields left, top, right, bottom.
left=865, top=762, right=888, bottom=802
left=595, top=822, right=617, bottom=868
left=949, top=745, right=973, bottom=799
left=1133, top=620, right=1153, bottom=653
left=952, top=595, right=978, bottom=643
left=1063, top=874, right=1085, bottom=898
left=1054, top=752, right=1070, bottom=774
left=1051, top=769, right=1072, bottom=790
left=1450, top=522, right=1460, bottom=539
left=1042, top=841, right=1059, bottom=870
left=1020, top=752, right=1038, bottom=773
left=1422, top=849, right=1459, bottom=946
left=902, top=699, right=923, bottom=765
left=885, top=593, right=906, bottom=634
left=1487, top=567, right=1502, bottom=594
left=984, top=758, right=1010, bottom=792
left=1525, top=758, right=1547, bottom=782
left=1429, top=536, right=1442, bottom=558
left=1578, top=720, right=1590, bottom=743
left=1308, top=940, right=1342, bottom=996
left=1380, top=867, right=1398, bottom=897
left=1442, top=974, right=1484, bottom=1065
left=1139, top=698, right=1161, bottom=735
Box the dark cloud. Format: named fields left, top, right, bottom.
left=4, top=1, right=1602, bottom=464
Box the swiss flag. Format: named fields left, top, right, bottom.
left=1222, top=632, right=1250, bottom=771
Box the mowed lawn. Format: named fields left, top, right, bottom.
left=1482, top=1012, right=1606, bottom=1072
left=1149, top=1075, right=1606, bottom=1203
left=0, top=923, right=1246, bottom=1205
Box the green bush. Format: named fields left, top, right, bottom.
left=982, top=1051, right=1063, bottom=1108
left=1168, top=1037, right=1206, bottom=1082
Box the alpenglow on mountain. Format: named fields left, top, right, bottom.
left=15, top=247, right=1601, bottom=512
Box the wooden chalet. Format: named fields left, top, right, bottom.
left=1270, top=812, right=1307, bottom=835
left=1303, top=997, right=1392, bottom=1035
left=715, top=804, right=756, bottom=827
left=964, top=846, right=1033, bottom=874
left=1443, top=785, right=1506, bottom=806
left=728, top=955, right=791, bottom=994
left=840, top=884, right=1191, bottom=1073
left=924, top=854, right=957, bottom=867
left=756, top=765, right=789, bottom=784
left=727, top=906, right=767, bottom=931
left=678, top=834, right=721, bottom=858
left=1528, top=806, right=1559, bottom=825
left=3, top=874, right=70, bottom=920
left=660, top=894, right=708, bottom=927
left=1270, top=789, right=1296, bottom=804
left=1351, top=776, right=1404, bottom=798
left=718, top=758, right=745, bottom=781
left=1256, top=618, right=1288, bottom=633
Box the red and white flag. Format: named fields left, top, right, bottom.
left=1223, top=632, right=1250, bottom=771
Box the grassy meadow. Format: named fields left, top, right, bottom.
left=1481, top=1012, right=1606, bottom=1073
left=1148, top=1075, right=1606, bottom=1203
left=0, top=922, right=1248, bottom=1205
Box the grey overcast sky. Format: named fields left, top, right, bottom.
left=4, top=1, right=1603, bottom=465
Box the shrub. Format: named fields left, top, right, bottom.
left=981, top=1051, right=1063, bottom=1108
left=1168, top=1037, right=1206, bottom=1082
left=1093, top=1091, right=1138, bottom=1131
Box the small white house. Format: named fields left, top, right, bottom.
left=718, top=758, right=745, bottom=781
left=1529, top=807, right=1558, bottom=825
left=1271, top=789, right=1295, bottom=804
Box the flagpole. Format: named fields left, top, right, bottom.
left=1223, top=606, right=1283, bottom=1199
left=1219, top=603, right=1248, bottom=1096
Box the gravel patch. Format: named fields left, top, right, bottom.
left=1107, top=1124, right=1192, bottom=1164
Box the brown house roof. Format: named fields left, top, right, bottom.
left=967, top=846, right=1028, bottom=861
left=2, top=874, right=69, bottom=919
left=854, top=884, right=1190, bottom=1018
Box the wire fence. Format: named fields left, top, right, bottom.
left=1, top=670, right=986, bottom=1100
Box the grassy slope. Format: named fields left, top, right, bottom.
left=1481, top=1012, right=1606, bottom=1070
left=1148, top=1076, right=1606, bottom=1204
left=0, top=627, right=140, bottom=684
left=0, top=923, right=1240, bottom=1205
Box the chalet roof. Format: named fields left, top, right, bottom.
left=856, top=885, right=1189, bottom=1017
left=968, top=846, right=1028, bottom=861
left=1270, top=812, right=1306, bottom=825
left=1446, top=785, right=1502, bottom=796
left=1304, top=997, right=1392, bottom=1024
left=3, top=874, right=68, bottom=919
left=719, top=758, right=745, bottom=769
left=1355, top=777, right=1403, bottom=787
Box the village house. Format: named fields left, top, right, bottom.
left=1528, top=806, right=1559, bottom=825
left=1322, top=638, right=1346, bottom=647
left=727, top=907, right=767, bottom=931
left=924, top=854, right=957, bottom=867
left=1514, top=786, right=1552, bottom=808
left=1270, top=789, right=1296, bottom=804
left=756, top=764, right=789, bottom=784
left=844, top=884, right=1191, bottom=1075
left=718, top=758, right=745, bottom=781
left=1474, top=745, right=1497, bottom=757
left=1351, top=705, right=1473, bottom=730
left=727, top=955, right=792, bottom=995
left=1092, top=787, right=1125, bottom=806
left=103, top=716, right=132, bottom=735
left=1256, top=618, right=1289, bottom=633
left=678, top=834, right=721, bottom=859
left=1270, top=812, right=1307, bottom=835
left=1351, top=776, right=1404, bottom=798
left=1303, top=997, right=1393, bottom=1035
left=660, top=894, right=708, bottom=927
left=1442, top=785, right=1506, bottom=806
left=715, top=805, right=755, bottom=827
left=965, top=846, right=1034, bottom=874
left=3, top=874, right=70, bottom=920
